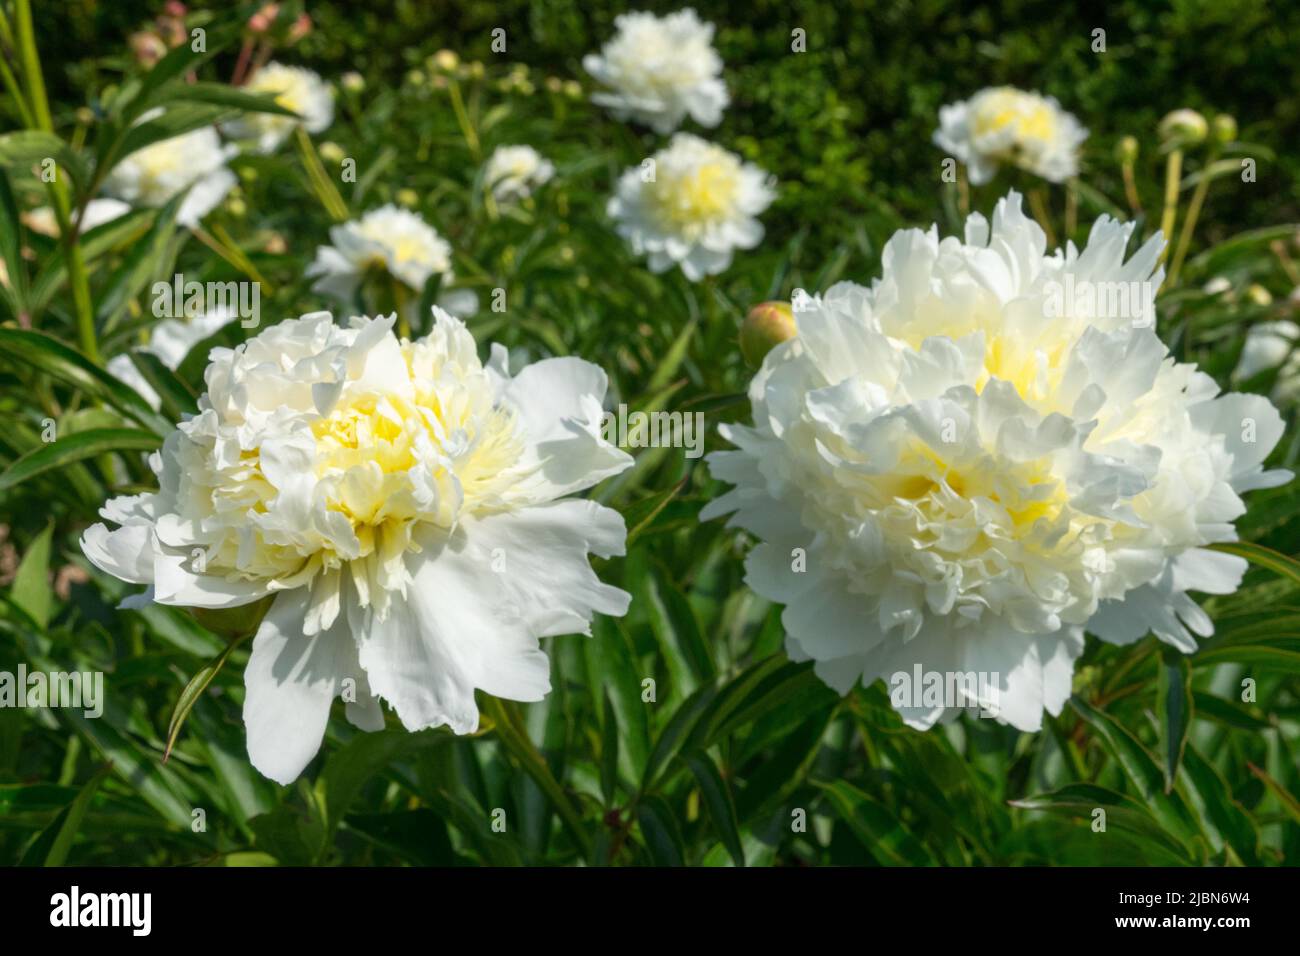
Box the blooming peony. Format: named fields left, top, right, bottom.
left=226, top=62, right=334, bottom=153
left=934, top=87, right=1087, bottom=185
left=306, top=205, right=472, bottom=322
left=703, top=192, right=1290, bottom=731
left=81, top=309, right=633, bottom=783
left=101, top=113, right=236, bottom=228
left=583, top=8, right=728, bottom=134
left=484, top=145, right=555, bottom=204
left=609, top=133, right=773, bottom=281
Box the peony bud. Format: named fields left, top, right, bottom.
left=288, top=12, right=312, bottom=43
left=129, top=31, right=167, bottom=67
left=248, top=3, right=280, bottom=34
left=431, top=49, right=459, bottom=73
left=1212, top=114, right=1238, bottom=145
left=740, top=301, right=796, bottom=367
left=1158, top=109, right=1208, bottom=148
left=1246, top=284, right=1273, bottom=307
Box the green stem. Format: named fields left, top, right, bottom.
left=1121, top=157, right=1143, bottom=217
left=15, top=0, right=97, bottom=359
left=13, top=0, right=50, bottom=130
left=1028, top=187, right=1057, bottom=248
left=446, top=78, right=480, bottom=159
left=1158, top=148, right=1183, bottom=267
left=1064, top=178, right=1077, bottom=238
left=1167, top=150, right=1219, bottom=287
left=0, top=49, right=35, bottom=128
left=294, top=125, right=349, bottom=222
left=391, top=277, right=411, bottom=339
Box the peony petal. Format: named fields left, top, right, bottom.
left=243, top=588, right=365, bottom=785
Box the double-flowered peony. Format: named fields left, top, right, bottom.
left=102, top=111, right=236, bottom=228
left=609, top=133, right=773, bottom=281
left=82, top=310, right=633, bottom=783
left=583, top=8, right=728, bottom=134
left=934, top=87, right=1087, bottom=185
left=225, top=62, right=334, bottom=153
left=308, top=205, right=453, bottom=304
left=704, top=192, right=1290, bottom=730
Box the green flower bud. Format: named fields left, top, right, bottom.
left=1115, top=135, right=1138, bottom=164
left=740, top=301, right=797, bottom=367
left=1212, top=114, right=1238, bottom=145
left=341, top=71, right=365, bottom=93
left=1158, top=109, right=1208, bottom=148
left=1245, top=284, right=1273, bottom=306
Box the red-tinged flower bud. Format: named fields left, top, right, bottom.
left=740, top=301, right=796, bottom=367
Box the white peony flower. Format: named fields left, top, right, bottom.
left=583, top=8, right=728, bottom=134
left=81, top=309, right=633, bottom=784
left=484, top=145, right=555, bottom=203
left=306, top=205, right=476, bottom=321
left=308, top=205, right=452, bottom=301
left=609, top=133, right=773, bottom=281
left=225, top=62, right=334, bottom=153
left=107, top=309, right=237, bottom=410
left=1234, top=318, right=1300, bottom=403
left=101, top=112, right=237, bottom=228
left=704, top=191, right=1290, bottom=731
left=24, top=198, right=130, bottom=238
left=934, top=86, right=1088, bottom=185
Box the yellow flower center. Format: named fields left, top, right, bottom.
left=973, top=90, right=1057, bottom=145
left=650, top=159, right=739, bottom=229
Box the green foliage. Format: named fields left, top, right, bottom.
left=0, top=0, right=1296, bottom=867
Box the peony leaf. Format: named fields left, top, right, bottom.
left=0, top=328, right=172, bottom=435
left=815, top=779, right=937, bottom=866
left=1156, top=647, right=1192, bottom=793
left=0, top=427, right=160, bottom=493
left=1069, top=695, right=1204, bottom=849
left=635, top=794, right=685, bottom=866
left=1009, top=783, right=1193, bottom=864
left=684, top=751, right=745, bottom=867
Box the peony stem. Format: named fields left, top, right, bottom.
left=1028, top=187, right=1057, bottom=248
left=14, top=0, right=97, bottom=359
left=446, top=78, right=481, bottom=159
left=1158, top=148, right=1183, bottom=266
left=1167, top=148, right=1219, bottom=287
